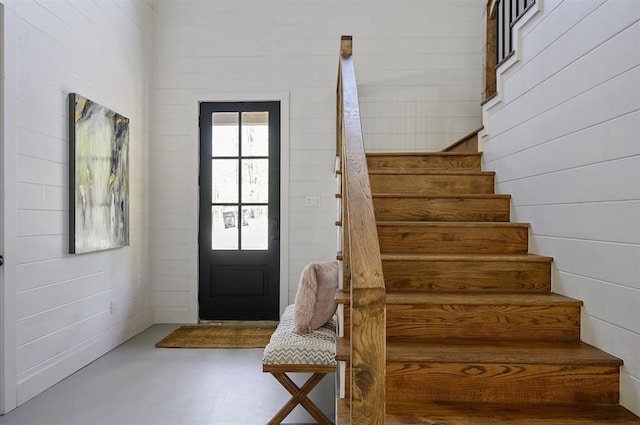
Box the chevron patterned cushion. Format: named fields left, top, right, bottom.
left=262, top=304, right=336, bottom=366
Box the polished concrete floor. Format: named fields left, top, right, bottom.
left=0, top=325, right=335, bottom=425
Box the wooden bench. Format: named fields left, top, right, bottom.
left=262, top=304, right=336, bottom=425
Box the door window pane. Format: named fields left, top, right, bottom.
left=241, top=206, right=268, bottom=250
left=212, top=113, right=239, bottom=157
left=212, top=159, right=238, bottom=203
left=242, top=159, right=268, bottom=203
left=212, top=206, right=238, bottom=249
left=241, top=112, right=269, bottom=157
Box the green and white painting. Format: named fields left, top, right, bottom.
left=69, top=93, right=129, bottom=254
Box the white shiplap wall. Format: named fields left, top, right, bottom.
left=482, top=0, right=640, bottom=415
left=5, top=0, right=155, bottom=407
left=153, top=0, right=484, bottom=323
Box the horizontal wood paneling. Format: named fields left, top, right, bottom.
left=483, top=0, right=640, bottom=415
left=501, top=1, right=639, bottom=108
left=485, top=67, right=639, bottom=164
left=534, top=236, right=639, bottom=291
left=582, top=315, right=640, bottom=381
left=496, top=22, right=639, bottom=137
left=515, top=202, right=640, bottom=244
left=486, top=112, right=639, bottom=182
left=554, top=271, right=640, bottom=335
left=10, top=0, right=155, bottom=406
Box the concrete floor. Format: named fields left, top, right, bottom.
left=0, top=325, right=335, bottom=425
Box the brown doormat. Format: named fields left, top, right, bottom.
left=156, top=325, right=276, bottom=349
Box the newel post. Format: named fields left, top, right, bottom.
left=340, top=35, right=352, bottom=58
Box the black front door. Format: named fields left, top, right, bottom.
left=199, top=101, right=280, bottom=320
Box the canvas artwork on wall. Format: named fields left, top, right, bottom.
left=69, top=93, right=130, bottom=254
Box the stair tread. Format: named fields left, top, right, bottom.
left=385, top=401, right=640, bottom=424
left=372, top=193, right=511, bottom=199
left=381, top=253, right=553, bottom=262
left=385, top=291, right=582, bottom=306
left=386, top=339, right=622, bottom=365
left=369, top=169, right=494, bottom=175
left=377, top=221, right=529, bottom=228
left=367, top=152, right=482, bottom=157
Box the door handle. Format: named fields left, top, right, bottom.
left=0, top=255, right=3, bottom=266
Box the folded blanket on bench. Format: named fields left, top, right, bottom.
left=262, top=304, right=337, bottom=367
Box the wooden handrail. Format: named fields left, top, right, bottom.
left=336, top=35, right=386, bottom=425
left=484, top=0, right=498, bottom=100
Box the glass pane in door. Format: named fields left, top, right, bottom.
left=241, top=159, right=268, bottom=203
left=241, top=206, right=268, bottom=250
left=241, top=112, right=269, bottom=156
left=212, top=205, right=238, bottom=250
left=212, top=113, right=239, bottom=157
left=212, top=159, right=238, bottom=203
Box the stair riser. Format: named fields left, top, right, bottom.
left=386, top=362, right=621, bottom=405
left=382, top=260, right=551, bottom=293
left=386, top=304, right=581, bottom=341
left=367, top=154, right=481, bottom=171
left=373, top=197, right=510, bottom=222
left=369, top=174, right=494, bottom=195
left=377, top=225, right=529, bottom=255
left=444, top=133, right=478, bottom=153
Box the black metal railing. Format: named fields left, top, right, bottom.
left=496, top=0, right=535, bottom=64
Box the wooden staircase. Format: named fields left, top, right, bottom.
left=336, top=146, right=639, bottom=423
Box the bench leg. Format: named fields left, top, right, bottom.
left=268, top=372, right=333, bottom=425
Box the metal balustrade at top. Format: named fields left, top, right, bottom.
left=484, top=0, right=536, bottom=100
left=496, top=0, right=535, bottom=64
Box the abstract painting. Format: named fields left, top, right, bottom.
left=69, top=93, right=129, bottom=254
